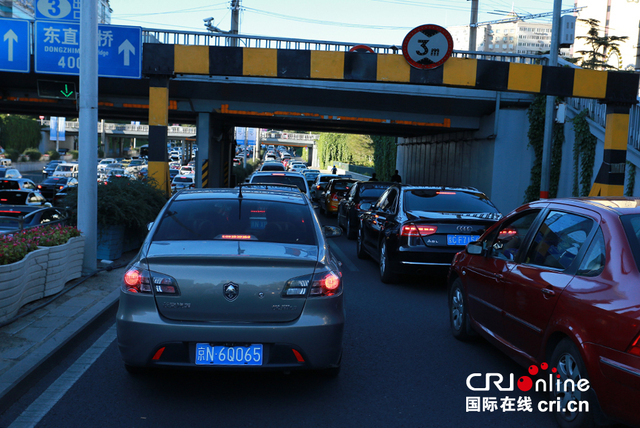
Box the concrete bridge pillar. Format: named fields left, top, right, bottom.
left=205, top=119, right=233, bottom=188
left=589, top=103, right=633, bottom=197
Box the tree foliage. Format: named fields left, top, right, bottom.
left=573, top=18, right=628, bottom=70
left=317, top=133, right=374, bottom=169
left=371, top=135, right=397, bottom=181
left=0, top=115, right=43, bottom=153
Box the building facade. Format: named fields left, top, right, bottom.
left=448, top=20, right=554, bottom=55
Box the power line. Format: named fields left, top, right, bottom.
left=243, top=7, right=412, bottom=30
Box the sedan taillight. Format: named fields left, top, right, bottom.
left=123, top=265, right=178, bottom=295
left=282, top=270, right=342, bottom=298
left=627, top=334, right=640, bottom=356
left=401, top=225, right=437, bottom=237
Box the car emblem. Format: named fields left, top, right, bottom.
left=223, top=282, right=239, bottom=302
left=457, top=225, right=473, bottom=233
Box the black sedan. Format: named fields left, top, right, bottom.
left=337, top=181, right=394, bottom=239
left=0, top=205, right=68, bottom=234
left=0, top=189, right=48, bottom=206
left=37, top=176, right=78, bottom=201
left=42, top=160, right=65, bottom=178
left=0, top=178, right=38, bottom=191
left=357, top=185, right=502, bottom=283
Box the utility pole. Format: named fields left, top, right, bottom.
left=539, top=0, right=562, bottom=199
left=469, top=0, right=479, bottom=51
left=230, top=0, right=240, bottom=47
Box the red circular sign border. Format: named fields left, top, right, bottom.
left=402, top=24, right=454, bottom=70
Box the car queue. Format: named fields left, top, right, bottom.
left=6, top=151, right=639, bottom=428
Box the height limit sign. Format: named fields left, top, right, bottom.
left=402, top=24, right=453, bottom=69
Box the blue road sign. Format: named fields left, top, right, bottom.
left=0, top=18, right=30, bottom=73
left=36, top=0, right=81, bottom=22
left=35, top=21, right=142, bottom=78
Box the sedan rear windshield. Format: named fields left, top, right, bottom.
left=360, top=187, right=388, bottom=199
left=0, top=180, right=20, bottom=190
left=55, top=165, right=75, bottom=172
left=153, top=199, right=317, bottom=245
left=42, top=178, right=67, bottom=185
left=173, top=177, right=193, bottom=183
left=251, top=175, right=306, bottom=193
left=403, top=189, right=499, bottom=213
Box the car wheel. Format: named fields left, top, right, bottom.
left=346, top=218, right=356, bottom=240
left=549, top=339, right=597, bottom=428
left=449, top=278, right=474, bottom=341
left=356, top=226, right=368, bottom=260
left=379, top=240, right=393, bottom=284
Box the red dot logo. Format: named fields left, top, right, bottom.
left=552, top=368, right=557, bottom=373
left=528, top=365, right=539, bottom=375
left=517, top=376, right=533, bottom=392
left=541, top=362, right=548, bottom=370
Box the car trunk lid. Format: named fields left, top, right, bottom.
left=146, top=241, right=318, bottom=323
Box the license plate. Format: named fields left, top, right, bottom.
left=195, top=343, right=263, bottom=366
left=447, top=235, right=479, bottom=246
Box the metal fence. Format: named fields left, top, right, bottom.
left=567, top=97, right=640, bottom=151
left=142, top=28, right=549, bottom=64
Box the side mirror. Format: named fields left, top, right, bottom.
left=359, top=202, right=372, bottom=211
left=323, top=225, right=343, bottom=238
left=466, top=241, right=483, bottom=255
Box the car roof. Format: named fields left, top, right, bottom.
left=174, top=188, right=308, bottom=204
left=528, top=197, right=640, bottom=216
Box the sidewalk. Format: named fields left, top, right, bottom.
left=0, top=250, right=136, bottom=410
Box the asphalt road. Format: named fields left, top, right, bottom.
left=0, top=207, right=568, bottom=428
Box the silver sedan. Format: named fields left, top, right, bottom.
left=116, top=185, right=344, bottom=376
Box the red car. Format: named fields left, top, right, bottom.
left=448, top=197, right=640, bottom=427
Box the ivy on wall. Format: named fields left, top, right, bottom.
left=524, top=96, right=546, bottom=202
left=371, top=135, right=397, bottom=181
left=626, top=161, right=636, bottom=196
left=524, top=95, right=565, bottom=202
left=571, top=109, right=597, bottom=197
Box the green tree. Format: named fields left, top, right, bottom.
left=573, top=18, right=628, bottom=70
left=371, top=135, right=397, bottom=181
left=0, top=115, right=43, bottom=153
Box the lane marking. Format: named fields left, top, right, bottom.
left=9, top=325, right=117, bottom=428
left=328, top=240, right=359, bottom=272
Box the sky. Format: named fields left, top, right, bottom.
left=108, top=0, right=576, bottom=47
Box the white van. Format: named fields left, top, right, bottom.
left=52, top=162, right=78, bottom=178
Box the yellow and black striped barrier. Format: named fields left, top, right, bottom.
left=147, top=76, right=171, bottom=196
left=590, top=105, right=630, bottom=196
left=201, top=159, right=209, bottom=188
left=142, top=44, right=640, bottom=104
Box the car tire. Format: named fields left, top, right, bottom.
left=356, top=226, right=368, bottom=260
left=346, top=218, right=356, bottom=240
left=449, top=278, right=474, bottom=341
left=550, top=339, right=597, bottom=428
left=379, top=240, right=393, bottom=284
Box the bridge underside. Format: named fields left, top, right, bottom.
left=0, top=70, right=532, bottom=137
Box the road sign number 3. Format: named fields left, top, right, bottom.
left=37, top=0, right=72, bottom=20
left=402, top=24, right=454, bottom=70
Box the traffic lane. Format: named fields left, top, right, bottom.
left=30, top=231, right=557, bottom=428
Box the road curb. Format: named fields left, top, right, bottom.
left=0, top=288, right=120, bottom=412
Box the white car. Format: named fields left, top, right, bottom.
left=97, top=158, right=117, bottom=172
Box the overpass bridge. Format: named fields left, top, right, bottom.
left=0, top=28, right=638, bottom=211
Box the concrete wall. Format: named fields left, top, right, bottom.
left=397, top=106, right=533, bottom=214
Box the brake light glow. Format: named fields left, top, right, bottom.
left=221, top=234, right=252, bottom=240
left=437, top=191, right=456, bottom=195
left=122, top=266, right=178, bottom=295
left=272, top=173, right=285, bottom=176
left=37, top=185, right=42, bottom=189
left=627, top=334, right=640, bottom=356
left=283, top=270, right=342, bottom=298
left=499, top=228, right=517, bottom=238
left=401, top=225, right=437, bottom=237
